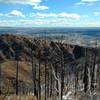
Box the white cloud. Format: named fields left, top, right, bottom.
left=1, top=19, right=100, bottom=27
left=33, top=5, right=48, bottom=10
left=84, top=21, right=100, bottom=27
left=75, top=0, right=99, bottom=6
left=59, top=12, right=80, bottom=19
left=0, top=0, right=48, bottom=11
left=0, top=19, right=48, bottom=27
left=9, top=10, right=25, bottom=17
left=0, top=18, right=79, bottom=27
left=76, top=2, right=89, bottom=6
left=82, top=0, right=99, bottom=2
left=0, top=13, right=3, bottom=16
left=75, top=2, right=92, bottom=6
left=94, top=12, right=100, bottom=16
left=32, top=12, right=80, bottom=19
left=0, top=0, right=41, bottom=5
left=32, top=13, right=57, bottom=18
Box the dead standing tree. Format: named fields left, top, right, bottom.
left=15, top=42, right=24, bottom=95
left=91, top=40, right=97, bottom=92
left=50, top=63, right=53, bottom=97
left=83, top=48, right=89, bottom=93
left=0, top=62, right=1, bottom=95
left=32, top=39, right=43, bottom=100
left=60, top=44, right=65, bottom=100
left=15, top=47, right=20, bottom=95
left=38, top=48, right=41, bottom=100
left=50, top=41, right=65, bottom=100
left=51, top=63, right=61, bottom=100
left=43, top=42, right=50, bottom=100
left=29, top=40, right=38, bottom=99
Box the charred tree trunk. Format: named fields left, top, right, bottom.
left=38, top=50, right=41, bottom=100
left=31, top=52, right=37, bottom=97
left=47, top=64, right=50, bottom=98
left=0, top=64, right=1, bottom=95
left=55, top=62, right=58, bottom=96
left=34, top=58, right=38, bottom=98
left=74, top=70, right=78, bottom=95
left=91, top=48, right=97, bottom=91
left=45, top=59, right=47, bottom=100
left=50, top=64, right=53, bottom=97
left=16, top=58, right=19, bottom=95
left=30, top=42, right=38, bottom=99
left=61, top=51, right=64, bottom=100
left=15, top=42, right=24, bottom=95
left=83, top=48, right=88, bottom=93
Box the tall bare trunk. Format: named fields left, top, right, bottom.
left=0, top=64, right=1, bottom=95
left=91, top=50, right=96, bottom=91
left=83, top=48, right=88, bottom=93
left=44, top=59, right=47, bottom=100
left=47, top=64, right=50, bottom=98
left=50, top=64, right=53, bottom=97
left=55, top=63, right=58, bottom=95
left=31, top=43, right=38, bottom=99
left=38, top=51, right=41, bottom=100
left=61, top=51, right=64, bottom=100
left=16, top=59, right=19, bottom=95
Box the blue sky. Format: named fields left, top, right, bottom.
left=0, top=0, right=100, bottom=27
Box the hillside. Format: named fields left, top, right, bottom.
left=0, top=34, right=86, bottom=61
left=0, top=34, right=100, bottom=100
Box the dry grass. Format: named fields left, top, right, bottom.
left=0, top=95, right=56, bottom=100
left=1, top=60, right=32, bottom=83
left=1, top=60, right=48, bottom=84
left=0, top=60, right=50, bottom=95
left=0, top=95, right=34, bottom=100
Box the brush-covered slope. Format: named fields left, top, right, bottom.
left=0, top=34, right=100, bottom=94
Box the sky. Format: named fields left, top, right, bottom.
left=0, top=0, right=100, bottom=27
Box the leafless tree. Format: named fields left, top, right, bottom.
left=15, top=42, right=24, bottom=95
left=44, top=56, right=47, bottom=100
left=83, top=48, right=88, bottom=93
left=91, top=40, right=97, bottom=92
left=38, top=49, right=41, bottom=100
left=15, top=54, right=19, bottom=95
left=0, top=63, right=1, bottom=95
left=50, top=63, right=53, bottom=97
left=30, top=40, right=38, bottom=99
left=60, top=46, right=65, bottom=100
left=51, top=63, right=61, bottom=100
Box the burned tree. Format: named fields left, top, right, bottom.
left=30, top=40, right=38, bottom=98
left=15, top=48, right=19, bottom=95
left=83, top=48, right=88, bottom=93
left=15, top=42, right=24, bottom=95
left=50, top=63, right=53, bottom=97
left=60, top=45, right=65, bottom=100
left=0, top=63, right=1, bottom=95
left=44, top=47, right=49, bottom=100
left=91, top=40, right=97, bottom=92
left=38, top=49, right=41, bottom=100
